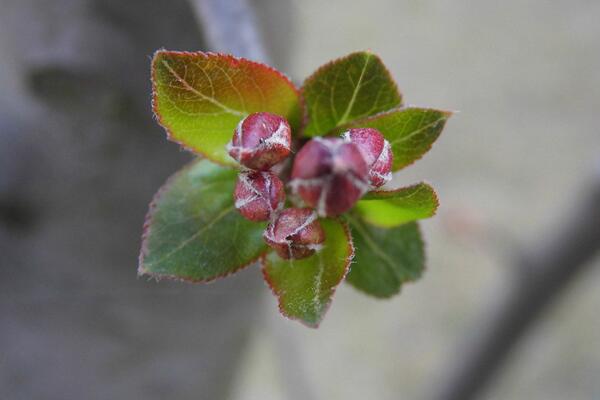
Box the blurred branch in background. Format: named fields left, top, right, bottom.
left=0, top=0, right=284, bottom=399
left=190, top=2, right=317, bottom=400
left=189, top=0, right=270, bottom=64
left=431, top=165, right=600, bottom=400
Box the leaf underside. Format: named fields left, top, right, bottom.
left=357, top=182, right=439, bottom=228
left=152, top=51, right=302, bottom=165
left=139, top=159, right=268, bottom=282
left=302, top=51, right=402, bottom=137
left=262, top=219, right=354, bottom=327
left=346, top=217, right=425, bottom=298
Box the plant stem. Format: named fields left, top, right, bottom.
left=187, top=0, right=270, bottom=64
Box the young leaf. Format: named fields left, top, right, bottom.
left=152, top=51, right=302, bottom=166
left=335, top=107, right=452, bottom=171
left=356, top=183, right=439, bottom=228
left=262, top=219, right=354, bottom=327
left=139, top=159, right=268, bottom=282
left=302, top=51, right=402, bottom=137
left=346, top=217, right=424, bottom=298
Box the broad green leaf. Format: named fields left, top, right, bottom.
left=356, top=183, right=439, bottom=228
left=302, top=51, right=402, bottom=137
left=152, top=51, right=302, bottom=165
left=346, top=217, right=424, bottom=298
left=335, top=107, right=452, bottom=171
left=139, top=159, right=268, bottom=281
left=262, top=219, right=354, bottom=327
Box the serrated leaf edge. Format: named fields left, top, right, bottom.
left=260, top=218, right=355, bottom=328
left=151, top=49, right=302, bottom=166
left=300, top=50, right=403, bottom=137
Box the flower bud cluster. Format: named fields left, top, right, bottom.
left=229, top=112, right=325, bottom=259
left=289, top=128, right=393, bottom=217
left=227, top=113, right=392, bottom=259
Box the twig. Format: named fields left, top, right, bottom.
left=187, top=0, right=270, bottom=64
left=187, top=3, right=317, bottom=400
left=430, top=166, right=600, bottom=400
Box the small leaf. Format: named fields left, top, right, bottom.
left=262, top=219, right=354, bottom=327
left=302, top=51, right=402, bottom=137
left=346, top=216, right=424, bottom=298
left=356, top=183, right=439, bottom=228
left=335, top=107, right=452, bottom=171
left=152, top=51, right=302, bottom=165
left=139, top=159, right=268, bottom=282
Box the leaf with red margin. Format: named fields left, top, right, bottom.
left=356, top=182, right=439, bottom=228
left=152, top=50, right=302, bottom=166
left=139, top=159, right=268, bottom=282
left=334, top=107, right=452, bottom=171
left=302, top=51, right=402, bottom=137
left=261, top=218, right=354, bottom=327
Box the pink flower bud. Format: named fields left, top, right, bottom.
left=290, top=137, right=369, bottom=216
left=234, top=171, right=285, bottom=222
left=227, top=112, right=292, bottom=170
left=263, top=208, right=325, bottom=260
left=341, top=128, right=393, bottom=188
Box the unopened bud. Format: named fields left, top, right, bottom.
left=263, top=208, right=325, bottom=260
left=290, top=137, right=369, bottom=216
left=341, top=128, right=393, bottom=188
left=227, top=112, right=292, bottom=170
left=234, top=171, right=285, bottom=221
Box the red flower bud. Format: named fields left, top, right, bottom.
left=227, top=112, right=292, bottom=170
left=263, top=208, right=325, bottom=260
left=341, top=128, right=393, bottom=188
left=290, top=137, right=369, bottom=216
left=234, top=171, right=285, bottom=222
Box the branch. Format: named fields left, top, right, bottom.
left=187, top=0, right=270, bottom=64
left=430, top=166, right=600, bottom=400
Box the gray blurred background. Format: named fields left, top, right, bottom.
left=1, top=1, right=599, bottom=399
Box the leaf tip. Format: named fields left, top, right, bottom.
left=442, top=109, right=459, bottom=118
left=260, top=218, right=354, bottom=328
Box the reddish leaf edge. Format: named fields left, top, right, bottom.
left=137, top=158, right=271, bottom=283
left=345, top=219, right=426, bottom=299
left=332, top=106, right=454, bottom=171
left=363, top=181, right=440, bottom=218
left=260, top=218, right=355, bottom=328
left=151, top=49, right=304, bottom=166
left=299, top=50, right=404, bottom=137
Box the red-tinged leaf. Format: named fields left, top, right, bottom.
left=302, top=51, right=402, bottom=137
left=152, top=51, right=302, bottom=165
left=261, top=218, right=354, bottom=327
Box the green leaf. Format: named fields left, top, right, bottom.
left=356, top=183, right=439, bottom=228
left=334, top=107, right=452, bottom=171
left=346, top=216, right=424, bottom=298
left=139, top=159, right=268, bottom=282
left=302, top=51, right=402, bottom=137
left=262, top=219, right=354, bottom=327
left=152, top=51, right=302, bottom=166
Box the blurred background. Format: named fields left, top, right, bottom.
left=1, top=1, right=599, bottom=399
